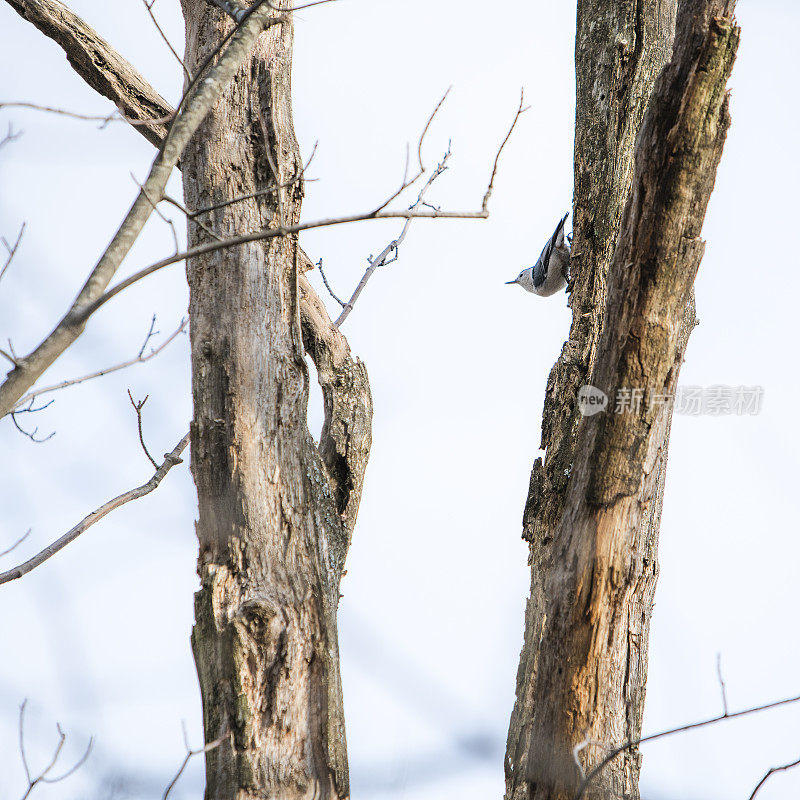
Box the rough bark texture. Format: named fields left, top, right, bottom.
left=505, top=2, right=738, bottom=799
left=180, top=3, right=371, bottom=798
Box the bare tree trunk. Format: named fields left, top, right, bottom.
left=180, top=4, right=371, bottom=798
left=505, top=2, right=739, bottom=798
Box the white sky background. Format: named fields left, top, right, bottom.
left=0, top=1, right=799, bottom=798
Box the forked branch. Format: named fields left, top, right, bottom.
left=0, top=431, right=190, bottom=585
left=17, top=700, right=93, bottom=800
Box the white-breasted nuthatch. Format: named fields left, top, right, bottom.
left=506, top=212, right=570, bottom=296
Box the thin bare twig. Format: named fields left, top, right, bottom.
left=370, top=89, right=449, bottom=217
left=482, top=88, right=529, bottom=213
left=10, top=408, right=55, bottom=443
left=716, top=652, right=729, bottom=717
left=0, top=529, right=31, bottom=559
left=1, top=222, right=26, bottom=285
left=748, top=755, right=800, bottom=800
left=0, top=121, right=23, bottom=149
left=163, top=724, right=230, bottom=800
left=0, top=102, right=175, bottom=129
left=140, top=0, right=191, bottom=80
left=131, top=173, right=180, bottom=253
left=0, top=347, right=18, bottom=366
left=17, top=700, right=93, bottom=800
left=316, top=258, right=346, bottom=308
left=335, top=145, right=451, bottom=326
left=0, top=101, right=120, bottom=124
left=127, top=390, right=159, bottom=469
left=13, top=317, right=188, bottom=411
left=138, top=315, right=159, bottom=357
left=79, top=206, right=489, bottom=323
left=81, top=91, right=523, bottom=326
left=575, top=693, right=800, bottom=799
left=163, top=195, right=222, bottom=241
left=0, top=432, right=190, bottom=586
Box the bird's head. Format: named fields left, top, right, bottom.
left=506, top=268, right=532, bottom=291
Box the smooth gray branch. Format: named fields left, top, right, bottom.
left=0, top=432, right=190, bottom=585
left=205, top=0, right=249, bottom=22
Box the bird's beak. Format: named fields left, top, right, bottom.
left=505, top=279, right=517, bottom=285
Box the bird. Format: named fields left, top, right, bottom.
left=506, top=213, right=571, bottom=296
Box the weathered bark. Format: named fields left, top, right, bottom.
left=505, top=2, right=738, bottom=799
left=180, top=3, right=371, bottom=799
left=5, top=0, right=173, bottom=147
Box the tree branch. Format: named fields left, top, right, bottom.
left=1, top=222, right=26, bottom=285
left=334, top=145, right=451, bottom=327
left=576, top=692, right=800, bottom=799
left=73, top=206, right=493, bottom=325
left=0, top=431, right=190, bottom=585
left=12, top=317, right=186, bottom=411
left=17, top=700, right=93, bottom=800
left=748, top=754, right=800, bottom=800
left=298, top=256, right=372, bottom=532
left=0, top=2, right=286, bottom=418
left=1, top=529, right=31, bottom=558
left=4, top=0, right=173, bottom=148
left=163, top=723, right=230, bottom=800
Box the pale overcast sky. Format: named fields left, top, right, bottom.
left=1, top=2, right=799, bottom=799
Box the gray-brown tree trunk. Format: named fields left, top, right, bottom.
left=505, top=1, right=739, bottom=799
left=180, top=3, right=371, bottom=798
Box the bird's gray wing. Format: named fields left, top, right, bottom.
left=532, top=213, right=569, bottom=289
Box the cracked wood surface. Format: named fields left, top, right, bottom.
left=505, top=2, right=738, bottom=799
left=181, top=2, right=370, bottom=797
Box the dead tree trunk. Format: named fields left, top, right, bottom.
left=180, top=3, right=371, bottom=798
left=505, top=1, right=739, bottom=798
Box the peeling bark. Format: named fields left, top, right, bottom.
left=506, top=2, right=738, bottom=799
